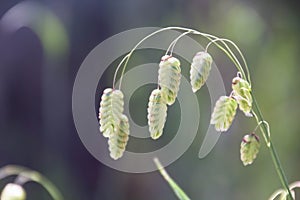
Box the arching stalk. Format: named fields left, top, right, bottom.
left=113, top=27, right=248, bottom=89
left=112, top=26, right=293, bottom=199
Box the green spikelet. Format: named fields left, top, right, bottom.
left=0, top=183, right=26, bottom=200
left=240, top=133, right=260, bottom=166
left=99, top=88, right=124, bottom=138
left=108, top=114, right=130, bottom=160
left=210, top=96, right=238, bottom=132
left=190, top=51, right=213, bottom=93
left=158, top=55, right=181, bottom=105
left=147, top=89, right=168, bottom=140
left=232, top=75, right=252, bottom=117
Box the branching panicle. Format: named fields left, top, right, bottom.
left=98, top=26, right=295, bottom=200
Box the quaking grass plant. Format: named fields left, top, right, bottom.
left=98, top=27, right=298, bottom=199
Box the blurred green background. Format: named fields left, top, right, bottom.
left=0, top=0, right=299, bottom=199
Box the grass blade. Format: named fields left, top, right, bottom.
left=153, top=158, right=191, bottom=200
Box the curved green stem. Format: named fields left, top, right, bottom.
left=112, top=54, right=129, bottom=89
left=252, top=96, right=293, bottom=200
left=206, top=38, right=251, bottom=85
left=0, top=165, right=63, bottom=200
left=115, top=27, right=178, bottom=89
left=252, top=113, right=270, bottom=146
left=203, top=37, right=246, bottom=80
left=205, top=38, right=224, bottom=52
left=167, top=31, right=192, bottom=55
left=114, top=26, right=249, bottom=90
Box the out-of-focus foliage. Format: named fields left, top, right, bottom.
left=0, top=1, right=68, bottom=59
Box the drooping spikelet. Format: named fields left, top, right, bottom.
left=99, top=88, right=124, bottom=138
left=190, top=51, right=213, bottom=93
left=232, top=75, right=252, bottom=117
left=158, top=55, right=181, bottom=105
left=108, top=114, right=130, bottom=160
left=210, top=96, right=238, bottom=132
left=0, top=183, right=26, bottom=200
left=147, top=89, right=168, bottom=140
left=240, top=133, right=260, bottom=166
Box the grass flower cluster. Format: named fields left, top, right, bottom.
left=97, top=26, right=298, bottom=199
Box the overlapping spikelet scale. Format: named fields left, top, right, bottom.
left=210, top=96, right=238, bottom=132
left=147, top=89, right=168, bottom=140
left=158, top=55, right=181, bottom=105
left=99, top=88, right=124, bottom=138
left=240, top=134, right=260, bottom=166
left=232, top=76, right=252, bottom=117
left=190, top=51, right=212, bottom=93
left=108, top=114, right=130, bottom=160
left=98, top=88, right=130, bottom=160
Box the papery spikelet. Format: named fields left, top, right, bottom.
left=108, top=114, right=130, bottom=160
left=158, top=55, right=181, bottom=105
left=0, top=183, right=26, bottom=200
left=99, top=88, right=124, bottom=138
left=240, top=133, right=260, bottom=166
left=190, top=51, right=212, bottom=93
left=147, top=89, right=168, bottom=140
left=210, top=96, right=238, bottom=132
left=232, top=76, right=252, bottom=117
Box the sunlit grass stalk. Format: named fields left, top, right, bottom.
left=252, top=96, right=293, bottom=199
left=153, top=158, right=191, bottom=200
